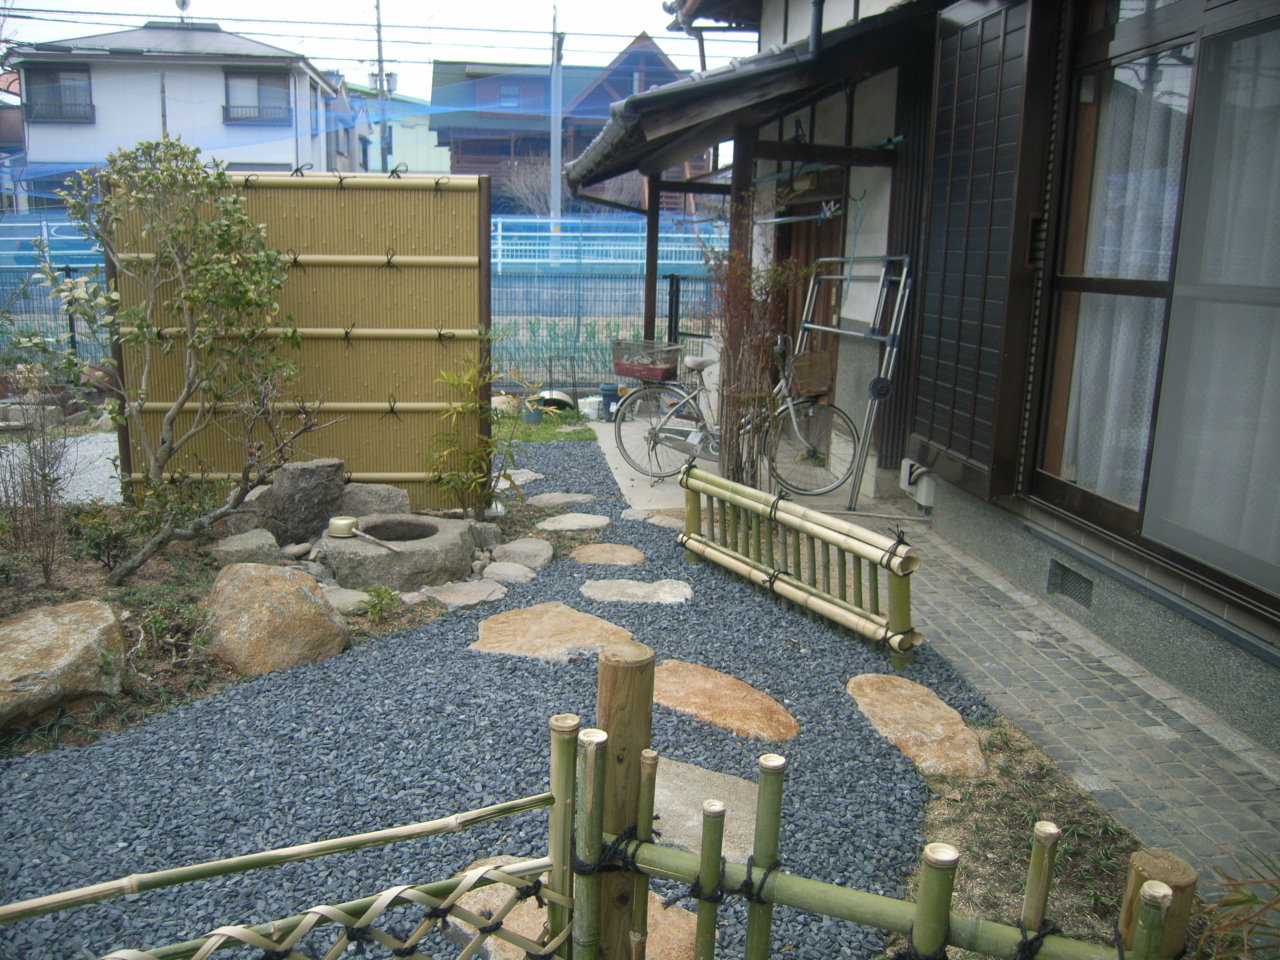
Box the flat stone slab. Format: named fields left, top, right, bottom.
left=535, top=513, right=611, bottom=531
left=655, top=757, right=759, bottom=862
left=571, top=543, right=645, bottom=565
left=527, top=492, right=596, bottom=507
left=621, top=507, right=650, bottom=521
left=420, top=579, right=508, bottom=610
left=319, top=585, right=371, bottom=615
left=495, top=469, right=545, bottom=491
left=492, top=538, right=554, bottom=569
left=580, top=579, right=692, bottom=604
left=620, top=507, right=685, bottom=530
left=473, top=602, right=632, bottom=661
left=481, top=561, right=537, bottom=583
left=655, top=660, right=799, bottom=741
left=845, top=674, right=988, bottom=777
left=455, top=857, right=695, bottom=960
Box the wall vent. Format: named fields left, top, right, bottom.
left=1048, top=560, right=1094, bottom=608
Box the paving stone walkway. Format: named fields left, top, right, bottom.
left=909, top=527, right=1280, bottom=877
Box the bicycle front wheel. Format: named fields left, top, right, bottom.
left=767, top=399, right=859, bottom=495
left=613, top=384, right=704, bottom=478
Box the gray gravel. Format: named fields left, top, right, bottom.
left=0, top=439, right=992, bottom=959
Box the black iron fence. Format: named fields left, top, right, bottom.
left=0, top=265, right=110, bottom=369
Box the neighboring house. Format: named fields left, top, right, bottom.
left=568, top=0, right=1280, bottom=739
left=6, top=20, right=369, bottom=205
left=431, top=35, right=708, bottom=213
left=344, top=81, right=450, bottom=174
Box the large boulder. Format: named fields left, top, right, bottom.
left=262, top=457, right=345, bottom=545
left=339, top=482, right=410, bottom=518
left=210, top=529, right=280, bottom=567
left=204, top=564, right=348, bottom=675
left=0, top=601, right=122, bottom=728
left=222, top=485, right=272, bottom=536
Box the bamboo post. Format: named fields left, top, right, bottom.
left=1118, top=849, right=1196, bottom=958
left=549, top=713, right=582, bottom=957
left=912, top=843, right=960, bottom=957
left=1129, top=881, right=1174, bottom=960
left=631, top=749, right=660, bottom=960
left=574, top=728, right=610, bottom=960
left=837, top=550, right=848, bottom=603
left=869, top=564, right=881, bottom=615
left=685, top=485, right=702, bottom=563
left=597, top=642, right=655, bottom=960
left=1021, top=821, right=1061, bottom=934
left=886, top=568, right=915, bottom=667
left=743, top=754, right=787, bottom=960
left=695, top=800, right=727, bottom=960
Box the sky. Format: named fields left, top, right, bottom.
left=0, top=0, right=759, bottom=100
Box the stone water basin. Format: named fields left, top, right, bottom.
left=322, top=513, right=475, bottom=591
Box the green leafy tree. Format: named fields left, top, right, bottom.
left=38, top=137, right=331, bottom=584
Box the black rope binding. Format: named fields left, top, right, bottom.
left=380, top=247, right=400, bottom=271
left=286, top=249, right=304, bottom=271
left=243, top=173, right=259, bottom=189
left=290, top=162, right=313, bottom=177
left=259, top=950, right=291, bottom=960
left=515, top=878, right=546, bottom=907
left=525, top=950, right=557, bottom=960
left=380, top=393, right=402, bottom=422
left=335, top=173, right=349, bottom=189
left=433, top=176, right=451, bottom=191
left=1112, top=921, right=1126, bottom=960
left=1013, top=920, right=1062, bottom=960
left=344, top=924, right=374, bottom=955
left=731, top=854, right=782, bottom=905
left=662, top=858, right=726, bottom=909
left=389, top=162, right=409, bottom=179
left=768, top=490, right=791, bottom=523
left=880, top=525, right=910, bottom=571
left=572, top=827, right=642, bottom=876
left=342, top=322, right=356, bottom=347
left=392, top=945, right=418, bottom=958
left=478, top=919, right=504, bottom=935
left=424, top=902, right=452, bottom=930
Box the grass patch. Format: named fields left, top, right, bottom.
left=896, top=717, right=1142, bottom=952
left=504, top=407, right=597, bottom=444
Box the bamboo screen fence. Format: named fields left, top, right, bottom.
left=678, top=466, right=922, bottom=667
left=114, top=172, right=490, bottom=510
left=0, top=648, right=1193, bottom=960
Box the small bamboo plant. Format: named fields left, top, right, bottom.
left=1196, top=850, right=1280, bottom=959
left=431, top=352, right=540, bottom=518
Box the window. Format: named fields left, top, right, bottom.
left=24, top=65, right=93, bottom=123
left=499, top=83, right=520, bottom=109
left=310, top=82, right=320, bottom=136
left=1035, top=10, right=1280, bottom=600
left=223, top=72, right=291, bottom=125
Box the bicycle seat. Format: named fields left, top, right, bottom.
left=684, top=355, right=717, bottom=372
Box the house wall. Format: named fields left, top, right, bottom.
left=24, top=61, right=325, bottom=172
left=763, top=0, right=903, bottom=46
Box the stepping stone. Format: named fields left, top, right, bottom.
left=654, top=757, right=759, bottom=863
left=320, top=585, right=371, bottom=615
left=646, top=512, right=685, bottom=530
left=473, top=602, right=632, bottom=661
left=654, top=660, right=799, bottom=741
left=621, top=507, right=649, bottom=521
left=419, top=579, right=508, bottom=611
left=580, top=579, right=692, bottom=604
left=455, top=857, right=696, bottom=960
left=527, top=492, right=596, bottom=507
left=495, top=469, right=545, bottom=491
left=571, top=543, right=645, bottom=566
left=845, top=674, right=988, bottom=777
left=493, top=537, right=554, bottom=569
left=482, top=561, right=537, bottom=583
left=536, top=513, right=611, bottom=531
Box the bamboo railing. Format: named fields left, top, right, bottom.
left=2, top=647, right=1189, bottom=960
left=679, top=466, right=923, bottom=666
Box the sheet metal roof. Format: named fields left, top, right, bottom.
left=10, top=22, right=304, bottom=64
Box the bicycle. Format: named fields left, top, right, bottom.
left=610, top=339, right=859, bottom=496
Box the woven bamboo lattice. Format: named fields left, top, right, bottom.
left=98, top=859, right=572, bottom=960
left=113, top=172, right=490, bottom=510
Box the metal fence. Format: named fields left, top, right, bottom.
left=492, top=272, right=715, bottom=390
left=0, top=265, right=110, bottom=367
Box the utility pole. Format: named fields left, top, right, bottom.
left=375, top=0, right=389, bottom=173
left=549, top=9, right=564, bottom=219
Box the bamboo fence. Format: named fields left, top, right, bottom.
left=2, top=656, right=1190, bottom=960
left=114, top=172, right=490, bottom=510
left=679, top=465, right=922, bottom=665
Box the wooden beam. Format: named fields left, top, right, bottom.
left=729, top=124, right=757, bottom=260
left=657, top=179, right=731, bottom=195
left=753, top=140, right=897, bottom=167
left=644, top=173, right=661, bottom=341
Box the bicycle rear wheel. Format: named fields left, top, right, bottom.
left=613, top=384, right=704, bottom=478
left=767, top=399, right=859, bottom=495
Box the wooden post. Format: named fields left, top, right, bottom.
left=597, top=642, right=655, bottom=960
left=1129, top=881, right=1174, bottom=960
left=631, top=749, right=660, bottom=960
left=1021, top=821, right=1061, bottom=933
left=643, top=174, right=660, bottom=341
left=912, top=843, right=959, bottom=957
left=685, top=482, right=702, bottom=563
left=549, top=714, right=582, bottom=957
left=1119, top=849, right=1196, bottom=958
left=743, top=754, right=787, bottom=960
left=695, top=800, right=727, bottom=960
left=574, top=729, right=610, bottom=960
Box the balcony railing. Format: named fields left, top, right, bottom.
left=222, top=104, right=292, bottom=126
left=24, top=101, right=95, bottom=123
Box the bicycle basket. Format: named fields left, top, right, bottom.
left=612, top=340, right=682, bottom=382
left=791, top=351, right=834, bottom=396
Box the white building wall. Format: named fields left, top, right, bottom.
left=762, top=0, right=902, bottom=47
left=25, top=60, right=322, bottom=171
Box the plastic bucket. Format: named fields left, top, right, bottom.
left=600, top=383, right=622, bottom=422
